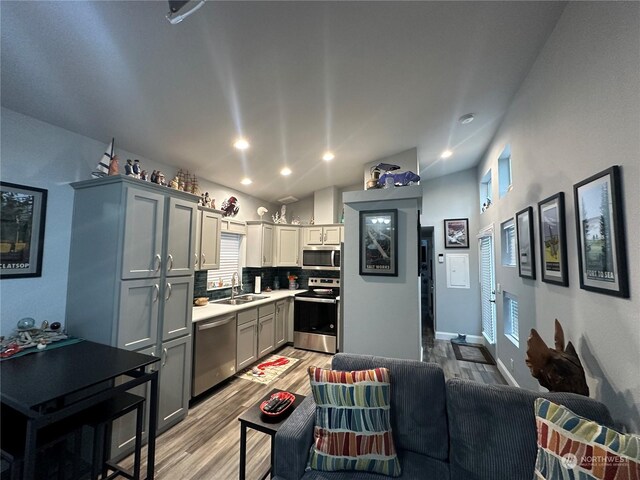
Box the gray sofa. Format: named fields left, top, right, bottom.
left=273, top=353, right=614, bottom=480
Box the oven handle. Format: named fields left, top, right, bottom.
left=295, top=297, right=337, bottom=305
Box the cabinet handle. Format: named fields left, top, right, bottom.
left=201, top=253, right=206, bottom=265
left=165, top=283, right=172, bottom=301
left=154, top=254, right=162, bottom=273
left=153, top=284, right=160, bottom=302
left=319, top=232, right=323, bottom=242
left=263, top=255, right=266, bottom=263
left=324, top=232, right=327, bottom=242
left=194, top=253, right=198, bottom=268
left=162, top=347, right=168, bottom=367
left=167, top=254, right=174, bottom=271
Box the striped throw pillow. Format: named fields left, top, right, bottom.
left=307, top=366, right=401, bottom=477
left=534, top=398, right=640, bottom=479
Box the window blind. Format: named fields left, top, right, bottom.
left=480, top=236, right=496, bottom=344
left=504, top=292, right=519, bottom=344
left=207, top=233, right=241, bottom=289
left=502, top=221, right=516, bottom=266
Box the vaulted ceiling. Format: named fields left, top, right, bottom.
left=1, top=1, right=566, bottom=201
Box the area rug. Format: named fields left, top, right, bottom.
left=451, top=342, right=496, bottom=365
left=236, top=355, right=300, bottom=385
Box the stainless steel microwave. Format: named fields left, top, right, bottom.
left=302, top=246, right=341, bottom=271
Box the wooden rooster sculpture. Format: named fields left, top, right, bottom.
left=525, top=319, right=589, bottom=396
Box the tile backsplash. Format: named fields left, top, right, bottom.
left=194, top=267, right=339, bottom=299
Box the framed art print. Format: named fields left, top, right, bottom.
left=573, top=166, right=628, bottom=298
left=537, top=193, right=568, bottom=287
left=360, top=209, right=398, bottom=276
left=516, top=206, right=536, bottom=280
left=0, top=182, right=48, bottom=279
left=444, top=218, right=469, bottom=248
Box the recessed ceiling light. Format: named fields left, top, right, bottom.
left=241, top=178, right=252, bottom=185
left=280, top=167, right=292, bottom=176
left=441, top=150, right=453, bottom=159
left=234, top=138, right=250, bottom=150
left=459, top=113, right=475, bottom=124
left=322, top=151, right=335, bottom=161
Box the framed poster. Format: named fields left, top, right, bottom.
left=360, top=209, right=398, bottom=276
left=444, top=218, right=469, bottom=248
left=0, top=182, right=48, bottom=279
left=573, top=166, right=629, bottom=298
left=537, top=193, right=568, bottom=286
left=516, top=206, right=536, bottom=280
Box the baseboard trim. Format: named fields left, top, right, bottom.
left=496, top=358, right=520, bottom=387
left=435, top=331, right=486, bottom=345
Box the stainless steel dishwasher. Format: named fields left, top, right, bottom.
left=192, top=314, right=237, bottom=397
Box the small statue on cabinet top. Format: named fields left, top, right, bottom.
left=133, top=159, right=141, bottom=178
left=155, top=171, right=166, bottom=186
left=125, top=159, right=134, bottom=176
left=169, top=176, right=179, bottom=190
left=150, top=170, right=158, bottom=183
left=108, top=155, right=119, bottom=176
left=140, top=170, right=149, bottom=181
left=272, top=205, right=287, bottom=224
left=221, top=196, right=239, bottom=217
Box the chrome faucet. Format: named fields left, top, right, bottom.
left=231, top=272, right=240, bottom=299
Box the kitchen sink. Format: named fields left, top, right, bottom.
left=214, top=294, right=269, bottom=305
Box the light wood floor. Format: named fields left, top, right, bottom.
left=120, top=340, right=504, bottom=479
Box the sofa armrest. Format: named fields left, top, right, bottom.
left=273, top=395, right=316, bottom=480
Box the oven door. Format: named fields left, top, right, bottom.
left=294, top=297, right=337, bottom=353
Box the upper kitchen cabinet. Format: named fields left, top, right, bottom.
left=275, top=225, right=301, bottom=267
left=195, top=207, right=222, bottom=271
left=166, top=197, right=198, bottom=276
left=246, top=221, right=274, bottom=267
left=302, top=225, right=343, bottom=247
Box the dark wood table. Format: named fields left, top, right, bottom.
left=0, top=340, right=159, bottom=480
left=238, top=388, right=306, bottom=480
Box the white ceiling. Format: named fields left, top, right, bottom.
left=1, top=1, right=566, bottom=202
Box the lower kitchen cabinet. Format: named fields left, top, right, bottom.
left=158, top=334, right=192, bottom=432
left=258, top=312, right=275, bottom=357
left=237, top=318, right=258, bottom=370
left=275, top=300, right=287, bottom=348
left=161, top=276, right=194, bottom=342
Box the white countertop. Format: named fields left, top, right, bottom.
left=192, top=289, right=306, bottom=323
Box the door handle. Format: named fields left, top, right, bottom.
left=194, top=253, right=198, bottom=268
left=153, top=284, right=160, bottom=302
left=167, top=254, right=174, bottom=271
left=162, top=347, right=168, bottom=367
left=154, top=254, right=162, bottom=273
left=201, top=253, right=206, bottom=265
left=165, top=283, right=172, bottom=301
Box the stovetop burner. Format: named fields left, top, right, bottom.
left=296, top=277, right=340, bottom=299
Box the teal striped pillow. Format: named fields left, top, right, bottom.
left=307, top=366, right=401, bottom=477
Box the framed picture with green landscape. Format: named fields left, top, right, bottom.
left=537, top=192, right=568, bottom=287
left=573, top=166, right=629, bottom=298
left=0, top=182, right=48, bottom=279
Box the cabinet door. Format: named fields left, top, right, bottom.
left=258, top=313, right=275, bottom=358
left=236, top=320, right=257, bottom=370
left=118, top=279, right=160, bottom=351
left=262, top=225, right=274, bottom=266
left=110, top=345, right=155, bottom=462
left=323, top=226, right=341, bottom=245
left=200, top=210, right=221, bottom=270
left=166, top=197, right=197, bottom=277
left=303, top=226, right=324, bottom=246
left=122, top=188, right=165, bottom=279
left=286, top=298, right=294, bottom=343
left=162, top=276, right=193, bottom=342
left=158, top=335, right=192, bottom=432
left=276, top=227, right=300, bottom=267
left=275, top=301, right=286, bottom=348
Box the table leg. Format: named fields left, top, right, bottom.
left=23, top=418, right=37, bottom=480
left=146, top=370, right=159, bottom=480
left=239, top=422, right=247, bottom=480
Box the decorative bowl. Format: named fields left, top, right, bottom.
left=260, top=391, right=296, bottom=418
left=194, top=297, right=209, bottom=306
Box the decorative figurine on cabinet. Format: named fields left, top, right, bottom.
left=150, top=170, right=158, bottom=183
left=140, top=170, right=149, bottom=181
left=108, top=155, right=119, bottom=176
left=125, top=159, right=134, bottom=176
left=133, top=159, right=141, bottom=178
left=221, top=196, right=239, bottom=217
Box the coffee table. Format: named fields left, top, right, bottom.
left=238, top=388, right=306, bottom=480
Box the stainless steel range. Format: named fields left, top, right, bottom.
left=294, top=277, right=340, bottom=354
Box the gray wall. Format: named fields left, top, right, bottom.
left=0, top=107, right=277, bottom=335
left=476, top=2, right=640, bottom=431
left=421, top=168, right=481, bottom=338
left=342, top=188, right=422, bottom=360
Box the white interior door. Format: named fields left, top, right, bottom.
left=478, top=228, right=497, bottom=355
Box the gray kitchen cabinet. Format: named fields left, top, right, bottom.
left=236, top=319, right=258, bottom=370
left=302, top=225, right=343, bottom=247
left=158, top=334, right=192, bottom=432
left=195, top=207, right=222, bottom=271
left=246, top=221, right=274, bottom=267
left=258, top=312, right=275, bottom=357
left=275, top=225, right=301, bottom=267
left=275, top=300, right=287, bottom=348
left=286, top=297, right=295, bottom=343
left=162, top=276, right=194, bottom=342
left=67, top=176, right=196, bottom=445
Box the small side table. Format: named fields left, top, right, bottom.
left=238, top=388, right=306, bottom=480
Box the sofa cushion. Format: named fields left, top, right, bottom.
left=331, top=353, right=449, bottom=461
left=307, top=366, right=401, bottom=477
left=534, top=398, right=640, bottom=479
left=301, top=450, right=450, bottom=480
left=446, top=379, right=614, bottom=480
